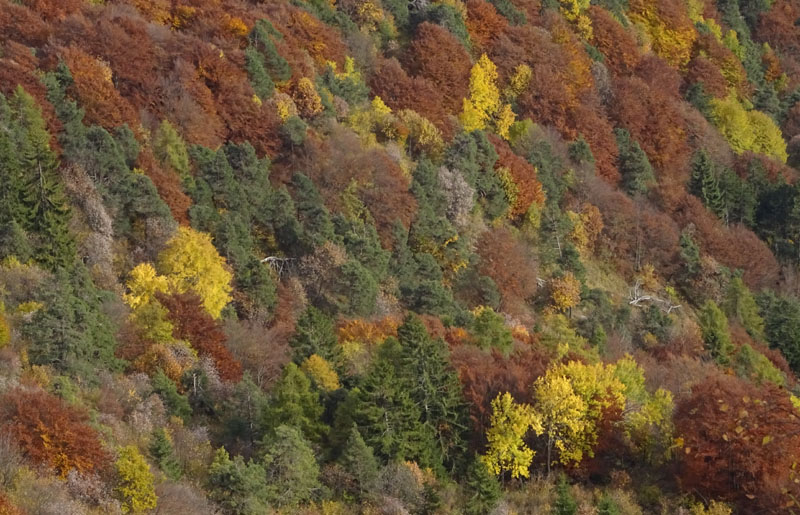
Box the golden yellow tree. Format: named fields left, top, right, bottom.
left=301, top=354, right=341, bottom=391
left=157, top=227, right=233, bottom=318
left=481, top=392, right=543, bottom=479
left=460, top=54, right=501, bottom=132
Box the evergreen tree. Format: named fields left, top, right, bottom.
left=249, top=20, right=291, bottom=82
left=290, top=306, right=341, bottom=366
left=260, top=363, right=327, bottom=442
left=552, top=474, right=578, bottom=515
left=757, top=291, right=800, bottom=374
left=208, top=448, right=270, bottom=514
left=152, top=369, right=192, bottom=422
left=679, top=230, right=701, bottom=277
left=698, top=300, right=734, bottom=365
left=463, top=456, right=502, bottom=515
left=292, top=173, right=337, bottom=249
left=723, top=276, right=765, bottom=340
left=396, top=315, right=470, bottom=472
left=260, top=425, right=321, bottom=507
left=351, top=338, right=439, bottom=467
left=149, top=428, right=182, bottom=481
left=614, top=128, right=655, bottom=196
left=690, top=150, right=726, bottom=222
left=596, top=494, right=621, bottom=515
left=223, top=373, right=269, bottom=449
left=245, top=47, right=275, bottom=99
left=338, top=425, right=379, bottom=495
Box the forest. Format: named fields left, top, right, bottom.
left=2, top=0, right=800, bottom=513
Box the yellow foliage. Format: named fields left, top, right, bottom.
left=157, top=227, right=233, bottom=318
left=495, top=103, right=516, bottom=140
left=504, top=64, right=532, bottom=101
left=630, top=0, right=696, bottom=67
left=559, top=0, right=593, bottom=39
left=549, top=272, right=581, bottom=313
left=0, top=302, right=9, bottom=349
left=532, top=371, right=587, bottom=465
left=460, top=54, right=501, bottom=132
left=690, top=500, right=733, bottom=515
left=226, top=16, right=249, bottom=37
left=124, top=263, right=169, bottom=311
left=274, top=92, right=299, bottom=122
left=301, top=354, right=341, bottom=391
left=293, top=77, right=324, bottom=118
left=115, top=446, right=157, bottom=513
left=482, top=392, right=541, bottom=478
left=398, top=109, right=445, bottom=159
left=710, top=95, right=788, bottom=162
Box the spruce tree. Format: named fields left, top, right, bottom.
left=152, top=369, right=192, bottom=422
left=698, top=300, right=734, bottom=365
left=338, top=425, right=379, bottom=495
left=260, top=363, right=327, bottom=442
left=289, top=306, right=341, bottom=366
left=463, top=456, right=502, bottom=515
left=245, top=47, right=275, bottom=99
left=260, top=425, right=320, bottom=507
left=149, top=428, right=182, bottom=480
left=552, top=474, right=578, bottom=515
left=615, top=128, right=655, bottom=196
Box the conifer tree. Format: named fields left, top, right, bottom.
left=615, top=128, right=655, bottom=196
left=698, top=300, right=734, bottom=365
left=552, top=474, right=578, bottom=515
left=260, top=425, right=320, bottom=507
left=290, top=306, right=341, bottom=366
left=149, top=428, right=182, bottom=481
left=464, top=455, right=502, bottom=515
left=260, top=363, right=327, bottom=442
left=338, top=425, right=379, bottom=495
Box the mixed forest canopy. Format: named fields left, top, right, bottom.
left=3, top=0, right=800, bottom=513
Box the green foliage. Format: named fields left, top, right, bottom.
left=615, top=128, right=655, bottom=196
left=281, top=116, right=307, bottom=147
left=464, top=456, right=502, bottom=515
left=261, top=363, right=327, bottom=442
left=249, top=20, right=291, bottom=82
left=260, top=425, right=320, bottom=507
left=698, top=301, right=734, bottom=365
left=757, top=291, right=800, bottom=374
left=445, top=131, right=508, bottom=220
left=420, top=3, right=472, bottom=48
left=553, top=474, right=578, bottom=515
left=208, top=447, right=270, bottom=514
left=489, top=0, right=527, bottom=24
left=597, top=494, right=622, bottom=515
left=290, top=306, right=341, bottom=366
left=149, top=428, right=182, bottom=481
left=338, top=425, right=379, bottom=494
left=723, top=276, right=765, bottom=339
left=732, top=343, right=785, bottom=386
left=153, top=120, right=190, bottom=182
left=471, top=307, right=514, bottom=354
left=152, top=369, right=192, bottom=422
left=568, top=136, right=595, bottom=166
left=244, top=47, right=275, bottom=100
left=114, top=445, right=157, bottom=513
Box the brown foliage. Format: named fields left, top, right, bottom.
left=403, top=22, right=472, bottom=115
left=0, top=493, right=23, bottom=515
left=452, top=345, right=549, bottom=447
left=611, top=76, right=690, bottom=181
left=59, top=45, right=139, bottom=130
left=0, top=388, right=110, bottom=478
left=159, top=292, right=243, bottom=382
left=0, top=1, right=50, bottom=47
left=685, top=57, right=728, bottom=98
left=490, top=135, right=545, bottom=216
left=675, top=373, right=800, bottom=512
left=757, top=0, right=800, bottom=59
left=475, top=225, right=538, bottom=314
left=466, top=0, right=508, bottom=52
left=18, top=0, right=83, bottom=22
left=589, top=6, right=640, bottom=76
left=368, top=58, right=450, bottom=131
left=569, top=102, right=620, bottom=184
left=138, top=151, right=192, bottom=226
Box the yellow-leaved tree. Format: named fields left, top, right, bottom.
left=460, top=54, right=502, bottom=132
left=481, top=392, right=543, bottom=479
left=532, top=371, right=587, bottom=474
left=115, top=445, right=157, bottom=513
left=301, top=354, right=341, bottom=391
left=157, top=227, right=233, bottom=318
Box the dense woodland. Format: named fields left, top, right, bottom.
left=4, top=0, right=800, bottom=513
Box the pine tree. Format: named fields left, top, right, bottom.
left=690, top=150, right=726, bottom=222
left=149, top=428, right=182, bottom=481
left=351, top=338, right=438, bottom=467
left=338, top=425, right=379, bottom=495
left=245, top=47, right=275, bottom=100
left=260, top=363, right=327, bottom=442
left=207, top=447, right=270, bottom=514
left=552, top=474, right=578, bottom=515
left=464, top=456, right=502, bottom=515
left=260, top=425, right=320, bottom=507
left=596, top=494, right=621, bottom=515
left=249, top=20, right=291, bottom=82
left=698, top=300, right=734, bottom=365
left=723, top=276, right=765, bottom=340
left=152, top=369, right=192, bottom=422
left=396, top=314, right=470, bottom=472
left=615, top=128, right=655, bottom=196
left=290, top=306, right=341, bottom=366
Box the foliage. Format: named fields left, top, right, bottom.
left=481, top=392, right=540, bottom=479
left=114, top=445, right=157, bottom=513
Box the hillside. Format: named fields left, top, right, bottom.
left=2, top=0, right=800, bottom=513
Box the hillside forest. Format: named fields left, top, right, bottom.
left=4, top=0, right=800, bottom=513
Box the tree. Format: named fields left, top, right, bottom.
left=260, top=363, right=326, bottom=442
left=463, top=455, right=502, bottom=515
left=115, top=445, right=157, bottom=514
left=481, top=392, right=540, bottom=479
left=289, top=306, right=341, bottom=367
left=552, top=474, right=578, bottom=515
left=471, top=307, right=514, bottom=354
left=550, top=273, right=581, bottom=315
left=152, top=369, right=192, bottom=422
left=698, top=300, right=734, bottom=365
left=207, top=448, right=270, bottom=514
left=675, top=374, right=800, bottom=511
left=160, top=291, right=243, bottom=382
left=149, top=428, right=182, bottom=481
left=532, top=373, right=586, bottom=473
left=460, top=54, right=501, bottom=132
left=0, top=388, right=110, bottom=478
left=723, top=276, right=764, bottom=340
left=615, top=128, right=655, bottom=196
left=301, top=354, right=340, bottom=392
left=157, top=226, right=233, bottom=318
left=260, top=425, right=320, bottom=507
left=338, top=425, right=379, bottom=495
